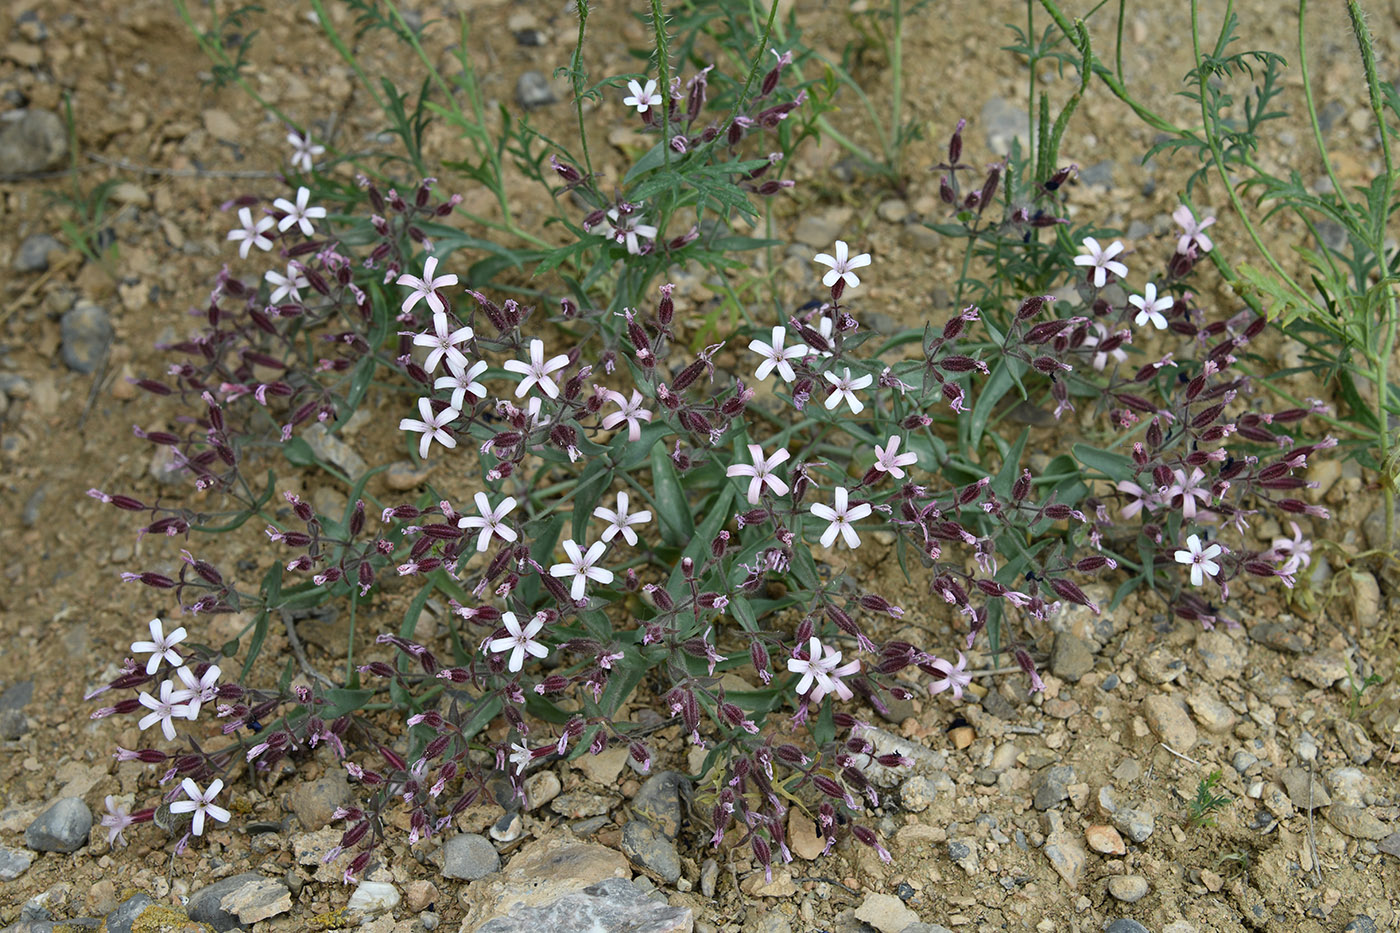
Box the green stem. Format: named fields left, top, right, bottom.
left=649, top=0, right=672, bottom=170
left=571, top=0, right=596, bottom=182
left=889, top=0, right=904, bottom=175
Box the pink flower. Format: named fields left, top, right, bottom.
left=550, top=539, right=614, bottom=600
left=748, top=327, right=807, bottom=383
left=1129, top=283, right=1174, bottom=330
left=399, top=397, right=459, bottom=459
left=100, top=796, right=134, bottom=848
left=601, top=389, right=653, bottom=442
left=928, top=652, right=971, bottom=701
left=457, top=492, right=519, bottom=552
left=1173, top=205, right=1215, bottom=254
left=396, top=256, right=458, bottom=316
left=412, top=310, right=474, bottom=374
left=809, top=487, right=872, bottom=550
left=813, top=240, right=872, bottom=290
left=1168, top=467, right=1211, bottom=519
left=132, top=618, right=186, bottom=675
left=873, top=435, right=918, bottom=479
left=622, top=78, right=662, bottom=114
left=227, top=207, right=274, bottom=259
left=594, top=491, right=652, bottom=547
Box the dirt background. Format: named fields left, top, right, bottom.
left=1, top=0, right=1400, bottom=931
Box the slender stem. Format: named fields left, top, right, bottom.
left=1297, top=0, right=1363, bottom=231
left=571, top=0, right=596, bottom=182
left=889, top=0, right=904, bottom=175
left=649, top=0, right=671, bottom=170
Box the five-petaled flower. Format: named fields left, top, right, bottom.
left=227, top=207, right=274, bottom=259
left=1129, top=282, right=1173, bottom=331
left=928, top=651, right=971, bottom=701
left=1084, top=321, right=1128, bottom=371
left=503, top=338, right=570, bottom=399
left=132, top=618, right=186, bottom=675
left=100, top=796, right=134, bottom=848
left=396, top=256, right=459, bottom=317
left=813, top=240, right=872, bottom=290
left=1168, top=467, right=1211, bottom=519
left=748, top=326, right=807, bottom=383
left=809, top=486, right=872, bottom=549
left=413, top=310, right=474, bottom=374
left=787, top=637, right=860, bottom=703
left=458, top=492, right=519, bottom=553
left=601, top=389, right=653, bottom=442
left=1115, top=480, right=1159, bottom=520
left=622, top=78, right=662, bottom=114
left=1072, top=236, right=1128, bottom=288
left=137, top=679, right=187, bottom=742
left=594, top=491, right=652, bottom=547
left=550, top=539, right=615, bottom=600
left=487, top=611, right=550, bottom=672
left=509, top=742, right=533, bottom=775
left=822, top=368, right=873, bottom=413
left=873, top=435, right=918, bottom=479
left=170, top=778, right=231, bottom=837
left=287, top=130, right=325, bottom=173
left=587, top=208, right=658, bottom=256
left=172, top=664, right=221, bottom=720
left=1173, top=205, right=1215, bottom=255
left=1270, top=521, right=1313, bottom=575
left=435, top=358, right=489, bottom=411
left=727, top=443, right=791, bottom=504
left=265, top=263, right=309, bottom=304
left=399, top=397, right=460, bottom=459
left=1175, top=533, right=1223, bottom=586
left=272, top=186, right=327, bottom=237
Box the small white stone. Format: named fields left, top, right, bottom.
left=347, top=881, right=400, bottom=915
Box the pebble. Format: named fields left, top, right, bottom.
left=876, top=199, right=909, bottom=223
left=1351, top=571, right=1381, bottom=630
left=1112, top=808, right=1155, bottom=843
left=1327, top=767, right=1371, bottom=805
left=1294, top=653, right=1348, bottom=688
left=1186, top=691, right=1237, bottom=734
left=384, top=459, right=434, bottom=490
left=516, top=71, right=557, bottom=109
left=220, top=877, right=292, bottom=924
left=348, top=881, right=400, bottom=914
left=787, top=811, right=824, bottom=860
left=1033, top=765, right=1074, bottom=810
left=947, top=838, right=979, bottom=874
left=1136, top=646, right=1185, bottom=684
left=1106, top=921, right=1151, bottom=933
left=576, top=746, right=628, bottom=783
left=631, top=771, right=687, bottom=839
left=302, top=422, right=368, bottom=478
left=1085, top=824, right=1126, bottom=855
left=979, top=97, right=1030, bottom=154
left=13, top=233, right=62, bottom=273
left=0, top=680, right=34, bottom=739
left=1143, top=695, right=1197, bottom=750
left=1194, top=630, right=1246, bottom=678
left=103, top=893, right=153, bottom=933
left=524, top=770, right=561, bottom=810
left=188, top=872, right=264, bottom=931
left=0, top=843, right=33, bottom=880
left=1049, top=633, right=1095, bottom=682
left=1325, top=804, right=1389, bottom=840
left=475, top=877, right=691, bottom=933
left=1279, top=767, right=1330, bottom=809
left=1249, top=622, right=1306, bottom=654
left=1344, top=916, right=1378, bottom=933
left=700, top=858, right=719, bottom=898
left=1232, top=751, right=1259, bottom=774
left=25, top=797, right=91, bottom=853
left=1362, top=506, right=1397, bottom=551
left=0, top=108, right=67, bottom=174
left=1043, top=834, right=1087, bottom=887
left=1333, top=720, right=1374, bottom=765
left=405, top=880, right=438, bottom=913
left=739, top=867, right=797, bottom=897
left=288, top=770, right=352, bottom=830
left=899, top=773, right=952, bottom=812
left=620, top=819, right=681, bottom=883
left=442, top=833, right=501, bottom=880
left=551, top=790, right=616, bottom=819
left=1107, top=874, right=1149, bottom=903
left=490, top=811, right=523, bottom=843
left=853, top=893, right=919, bottom=933
left=791, top=208, right=852, bottom=249
left=1078, top=159, right=1115, bottom=187
left=60, top=302, right=114, bottom=373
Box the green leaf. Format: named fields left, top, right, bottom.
left=1073, top=444, right=1133, bottom=483
left=990, top=428, right=1030, bottom=500
left=322, top=688, right=375, bottom=718
left=282, top=437, right=317, bottom=467
left=623, top=140, right=670, bottom=184
left=240, top=610, right=269, bottom=681
left=519, top=513, right=564, bottom=606
left=571, top=460, right=612, bottom=543
left=970, top=360, right=1016, bottom=452
left=650, top=443, right=694, bottom=546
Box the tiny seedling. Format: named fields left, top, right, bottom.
left=1186, top=770, right=1231, bottom=829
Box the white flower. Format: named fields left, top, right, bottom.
left=265, top=262, right=309, bottom=304
left=1270, top=521, right=1313, bottom=574
left=623, top=78, right=662, bottom=114
left=587, top=208, right=658, bottom=255
left=1084, top=321, right=1128, bottom=371
left=601, top=389, right=653, bottom=442
left=927, top=651, right=971, bottom=701
left=458, top=492, right=519, bottom=553
left=813, top=240, right=872, bottom=290
left=748, top=326, right=808, bottom=383
left=873, top=435, right=917, bottom=479
left=550, top=539, right=614, bottom=600
left=1129, top=282, right=1173, bottom=330
left=787, top=637, right=829, bottom=698
left=593, top=491, right=652, bottom=546
left=396, top=256, right=458, bottom=317
left=727, top=443, right=791, bottom=504
left=809, top=486, right=872, bottom=549
left=100, top=796, right=134, bottom=848
left=171, top=664, right=221, bottom=720
left=435, top=358, right=489, bottom=411
left=1173, top=205, right=1215, bottom=254
left=272, top=186, right=326, bottom=237
left=413, top=310, right=474, bottom=374
left=487, top=611, right=549, bottom=672
left=132, top=618, right=186, bottom=675
left=399, top=397, right=459, bottom=459
left=287, top=130, right=325, bottom=173
left=1072, top=237, right=1128, bottom=288
left=137, top=679, right=188, bottom=742
left=509, top=742, right=533, bottom=775
left=787, top=637, right=859, bottom=703
left=169, top=778, right=231, bottom=837
left=503, top=338, right=570, bottom=399
left=822, top=368, right=873, bottom=413
left=227, top=207, right=274, bottom=259
left=1174, top=533, right=1223, bottom=586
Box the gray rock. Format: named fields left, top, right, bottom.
left=1033, top=765, right=1074, bottom=810
left=1327, top=767, right=1371, bottom=805
left=0, top=109, right=67, bottom=175
left=1107, top=874, right=1149, bottom=902
left=1194, top=630, right=1246, bottom=678
left=384, top=459, right=434, bottom=491
left=792, top=213, right=846, bottom=250
left=1049, top=633, right=1095, bottom=682
left=1249, top=622, right=1306, bottom=654
left=699, top=858, right=718, bottom=898
left=621, top=819, right=681, bottom=884
left=1078, top=159, right=1115, bottom=188
left=899, top=925, right=955, bottom=933
left=288, top=770, right=351, bottom=830
left=301, top=423, right=368, bottom=478
left=1333, top=719, right=1374, bottom=765
left=24, top=797, right=91, bottom=853
left=1280, top=767, right=1330, bottom=809
left=489, top=811, right=523, bottom=843
left=1362, top=506, right=1397, bottom=551
left=899, top=773, right=952, bottom=813
left=1344, top=916, right=1378, bottom=933
left=516, top=71, right=557, bottom=109
left=746, top=914, right=791, bottom=933
left=947, top=838, right=978, bottom=875
left=631, top=771, right=687, bottom=839
left=103, top=893, right=153, bottom=933
left=60, top=302, right=114, bottom=373
left=476, top=876, right=691, bottom=933
left=13, top=234, right=62, bottom=273
left=0, top=681, right=33, bottom=740
left=1106, top=921, right=1151, bottom=933
left=1326, top=803, right=1389, bottom=840
left=1186, top=691, right=1237, bottom=734
left=442, top=833, right=500, bottom=881
left=514, top=29, right=547, bottom=47
left=1136, top=646, right=1185, bottom=684
left=189, top=872, right=264, bottom=931
left=1295, top=653, right=1348, bottom=688
left=980, top=98, right=1029, bottom=154
left=1112, top=808, right=1155, bottom=843
left=1232, top=751, right=1259, bottom=774
left=1042, top=836, right=1086, bottom=886
left=220, top=877, right=291, bottom=924
left=0, top=843, right=33, bottom=880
